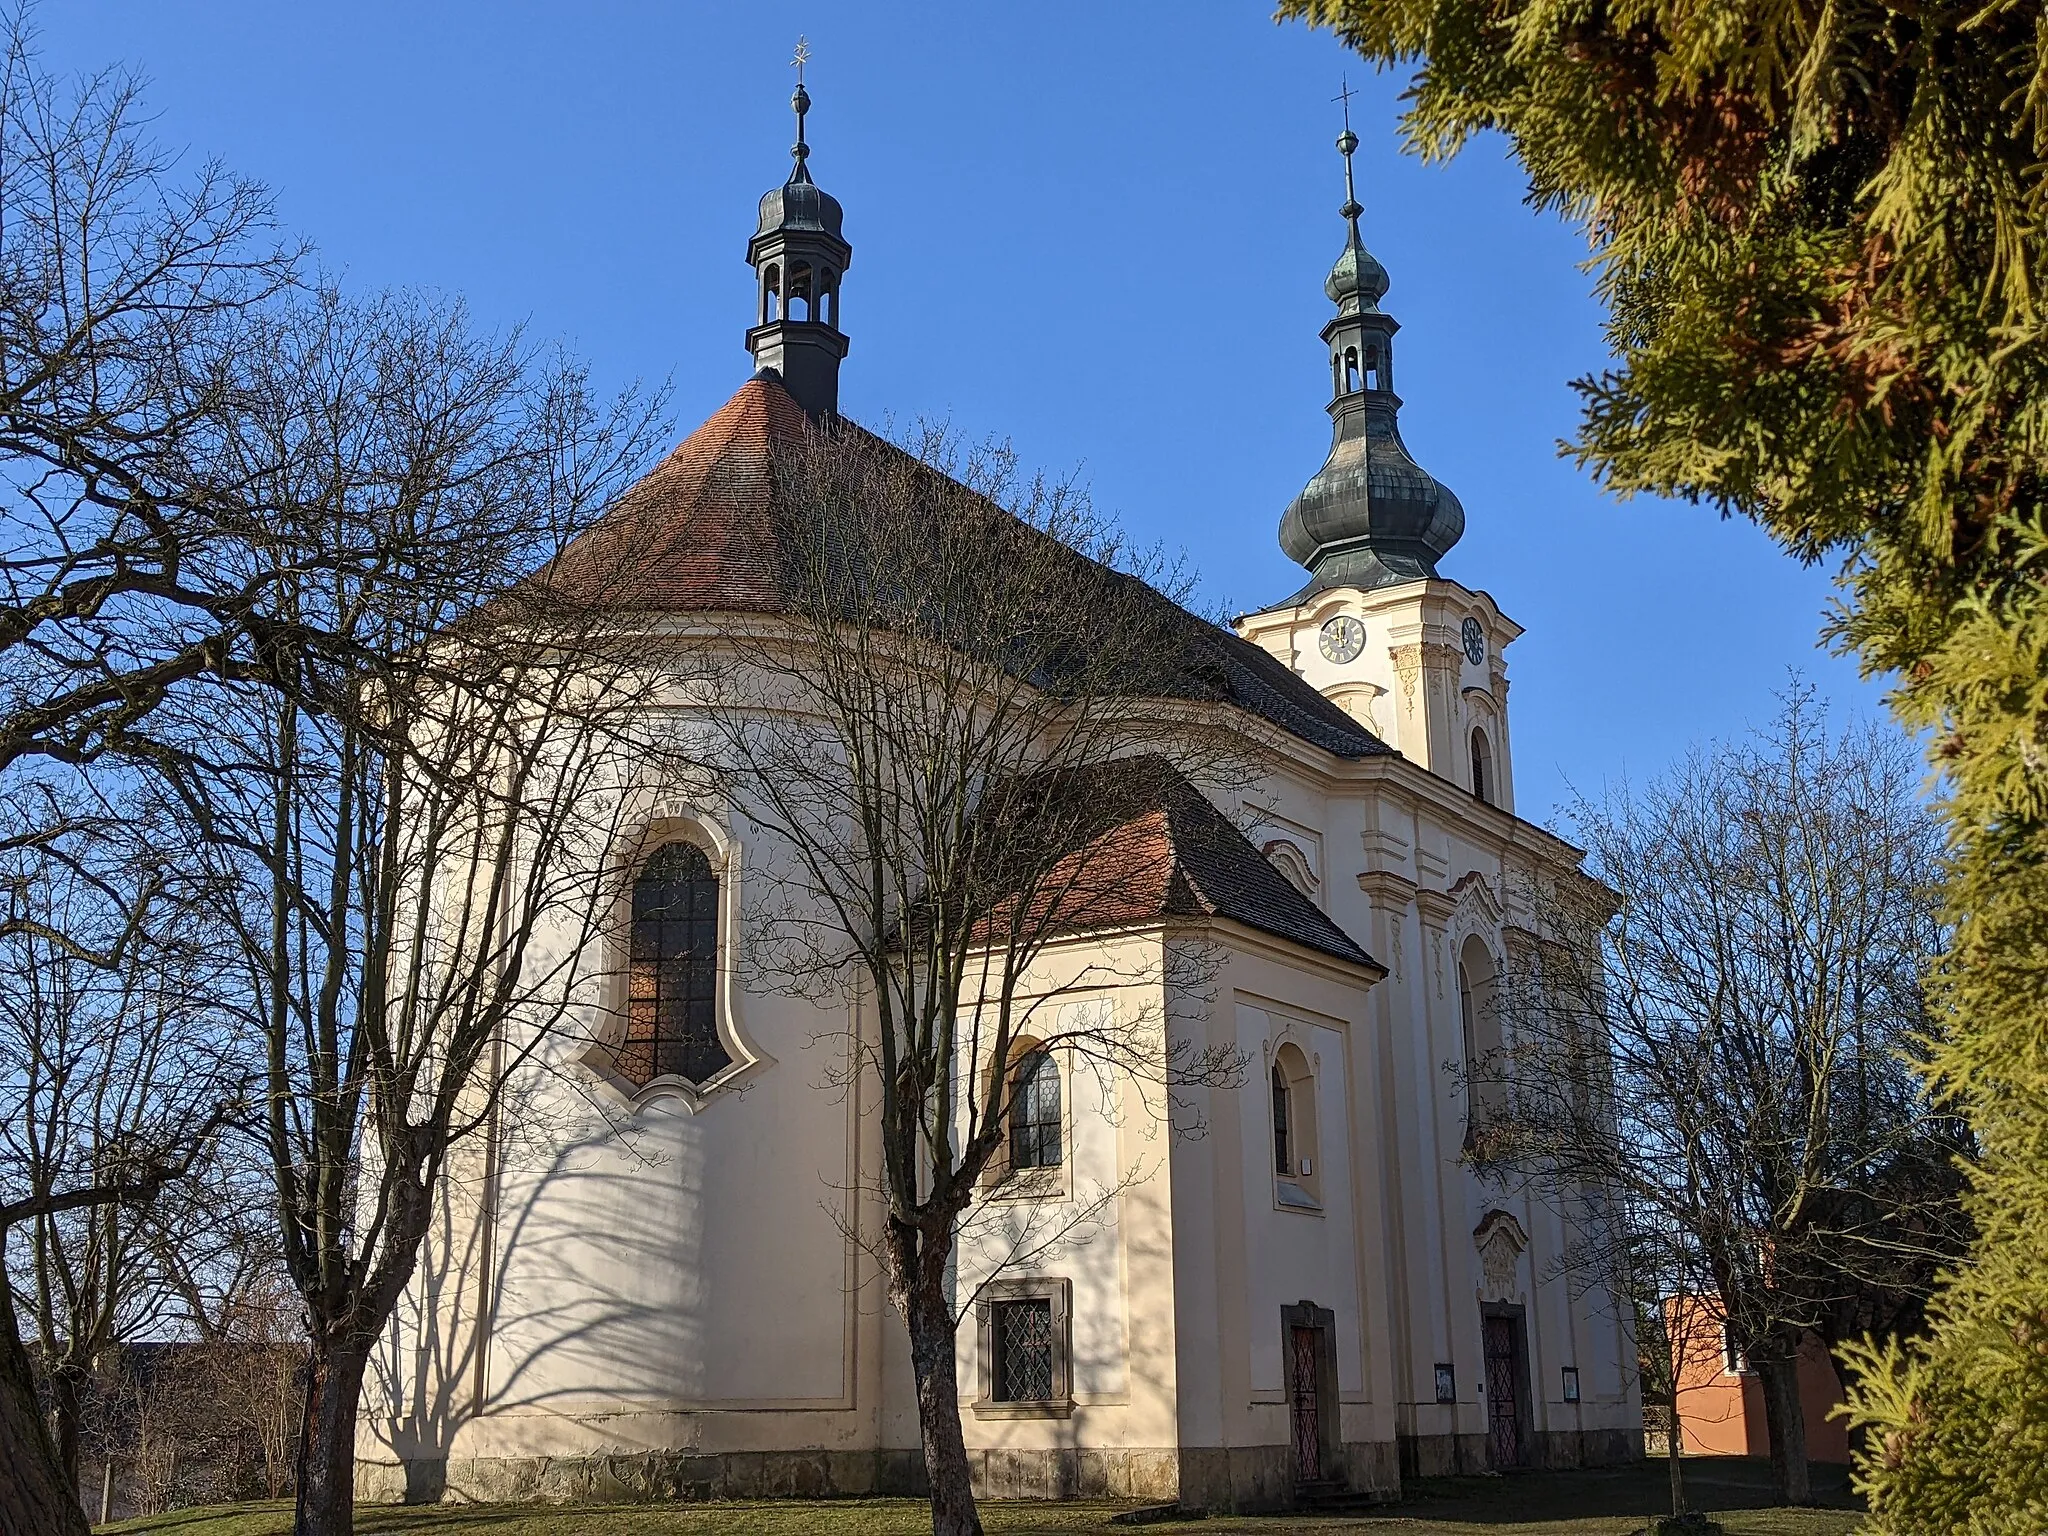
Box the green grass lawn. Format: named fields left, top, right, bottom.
left=103, top=1458, right=1862, bottom=1536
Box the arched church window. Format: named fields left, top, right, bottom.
left=618, top=840, right=730, bottom=1088
left=763, top=264, right=781, bottom=324
left=1459, top=938, right=1505, bottom=1144
left=1271, top=1044, right=1322, bottom=1208
left=1271, top=1061, right=1292, bottom=1177
left=1471, top=727, right=1494, bottom=805
left=789, top=262, right=813, bottom=321
left=1344, top=347, right=1361, bottom=394
left=1008, top=1048, right=1062, bottom=1170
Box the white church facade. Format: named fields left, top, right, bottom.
left=357, top=84, right=1641, bottom=1512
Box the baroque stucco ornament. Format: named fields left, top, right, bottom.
left=1474, top=1210, right=1529, bottom=1304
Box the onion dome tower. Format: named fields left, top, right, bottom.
left=745, top=51, right=851, bottom=417
left=1276, top=118, right=1463, bottom=595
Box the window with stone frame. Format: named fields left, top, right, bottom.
left=617, top=839, right=731, bottom=1088
left=992, top=1299, right=1054, bottom=1401
left=975, top=1278, right=1071, bottom=1414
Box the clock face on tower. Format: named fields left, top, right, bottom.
left=1318, top=614, right=1366, bottom=665
left=1461, top=616, right=1487, bottom=667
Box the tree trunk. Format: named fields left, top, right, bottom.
left=1666, top=1405, right=1687, bottom=1515
left=1756, top=1348, right=1813, bottom=1506
left=880, top=1204, right=985, bottom=1536
left=0, top=1282, right=89, bottom=1536
left=898, top=1265, right=981, bottom=1536
left=292, top=1334, right=370, bottom=1536
left=49, top=1366, right=82, bottom=1496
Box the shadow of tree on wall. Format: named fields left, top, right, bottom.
left=366, top=1003, right=869, bottom=1502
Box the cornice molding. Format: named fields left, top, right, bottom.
left=1355, top=869, right=1418, bottom=911
left=1414, top=888, right=1458, bottom=928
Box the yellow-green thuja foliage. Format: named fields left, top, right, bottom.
left=1272, top=0, right=2048, bottom=1526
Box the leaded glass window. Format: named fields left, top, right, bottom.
left=992, top=1298, right=1055, bottom=1402
left=618, top=840, right=730, bottom=1087
left=1009, top=1049, right=1061, bottom=1171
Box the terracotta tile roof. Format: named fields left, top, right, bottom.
left=971, top=755, right=1381, bottom=973
left=538, top=373, right=810, bottom=612
left=544, top=372, right=1396, bottom=761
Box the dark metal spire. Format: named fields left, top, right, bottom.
left=790, top=36, right=813, bottom=184
left=1275, top=93, right=1463, bottom=595
left=1326, top=80, right=1387, bottom=311
left=746, top=38, right=853, bottom=417
left=1335, top=78, right=1363, bottom=235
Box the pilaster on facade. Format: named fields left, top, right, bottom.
left=1356, top=870, right=1418, bottom=913
left=1411, top=888, right=1457, bottom=933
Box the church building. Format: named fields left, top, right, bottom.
left=359, top=79, right=1641, bottom=1512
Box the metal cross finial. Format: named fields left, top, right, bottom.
left=1333, top=78, right=1363, bottom=229
left=789, top=37, right=812, bottom=178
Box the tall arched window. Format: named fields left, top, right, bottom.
left=1271, top=1061, right=1292, bottom=1177
left=1471, top=727, right=1494, bottom=805
left=1008, top=1048, right=1062, bottom=1170
left=1270, top=1043, right=1322, bottom=1207
left=1459, top=937, right=1504, bottom=1142
left=618, top=841, right=730, bottom=1088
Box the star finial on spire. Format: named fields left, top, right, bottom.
left=1333, top=78, right=1363, bottom=231
left=789, top=37, right=813, bottom=181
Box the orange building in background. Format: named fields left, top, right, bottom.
left=1664, top=1298, right=1849, bottom=1463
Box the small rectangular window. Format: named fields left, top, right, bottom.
left=992, top=1299, right=1055, bottom=1402
left=1722, top=1320, right=1748, bottom=1376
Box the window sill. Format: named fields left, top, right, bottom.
left=981, top=1168, right=1070, bottom=1203
left=972, top=1398, right=1076, bottom=1420
left=1273, top=1179, right=1324, bottom=1215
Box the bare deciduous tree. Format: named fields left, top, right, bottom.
left=687, top=423, right=1252, bottom=1536
left=1469, top=689, right=1964, bottom=1510
left=0, top=790, right=236, bottom=1536
left=0, top=12, right=304, bottom=779
left=141, top=288, right=666, bottom=1536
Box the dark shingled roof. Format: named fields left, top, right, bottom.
left=973, top=755, right=1382, bottom=973
left=544, top=373, right=1396, bottom=761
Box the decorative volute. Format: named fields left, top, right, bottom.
left=745, top=45, right=852, bottom=417
left=1277, top=116, right=1463, bottom=595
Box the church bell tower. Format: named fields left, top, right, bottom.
left=1237, top=111, right=1520, bottom=813
left=746, top=56, right=852, bottom=417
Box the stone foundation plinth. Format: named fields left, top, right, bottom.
left=1397, top=1424, right=1644, bottom=1480
left=360, top=1439, right=1405, bottom=1513
left=358, top=1446, right=1182, bottom=1508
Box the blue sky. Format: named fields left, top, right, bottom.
left=39, top=2, right=1894, bottom=826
